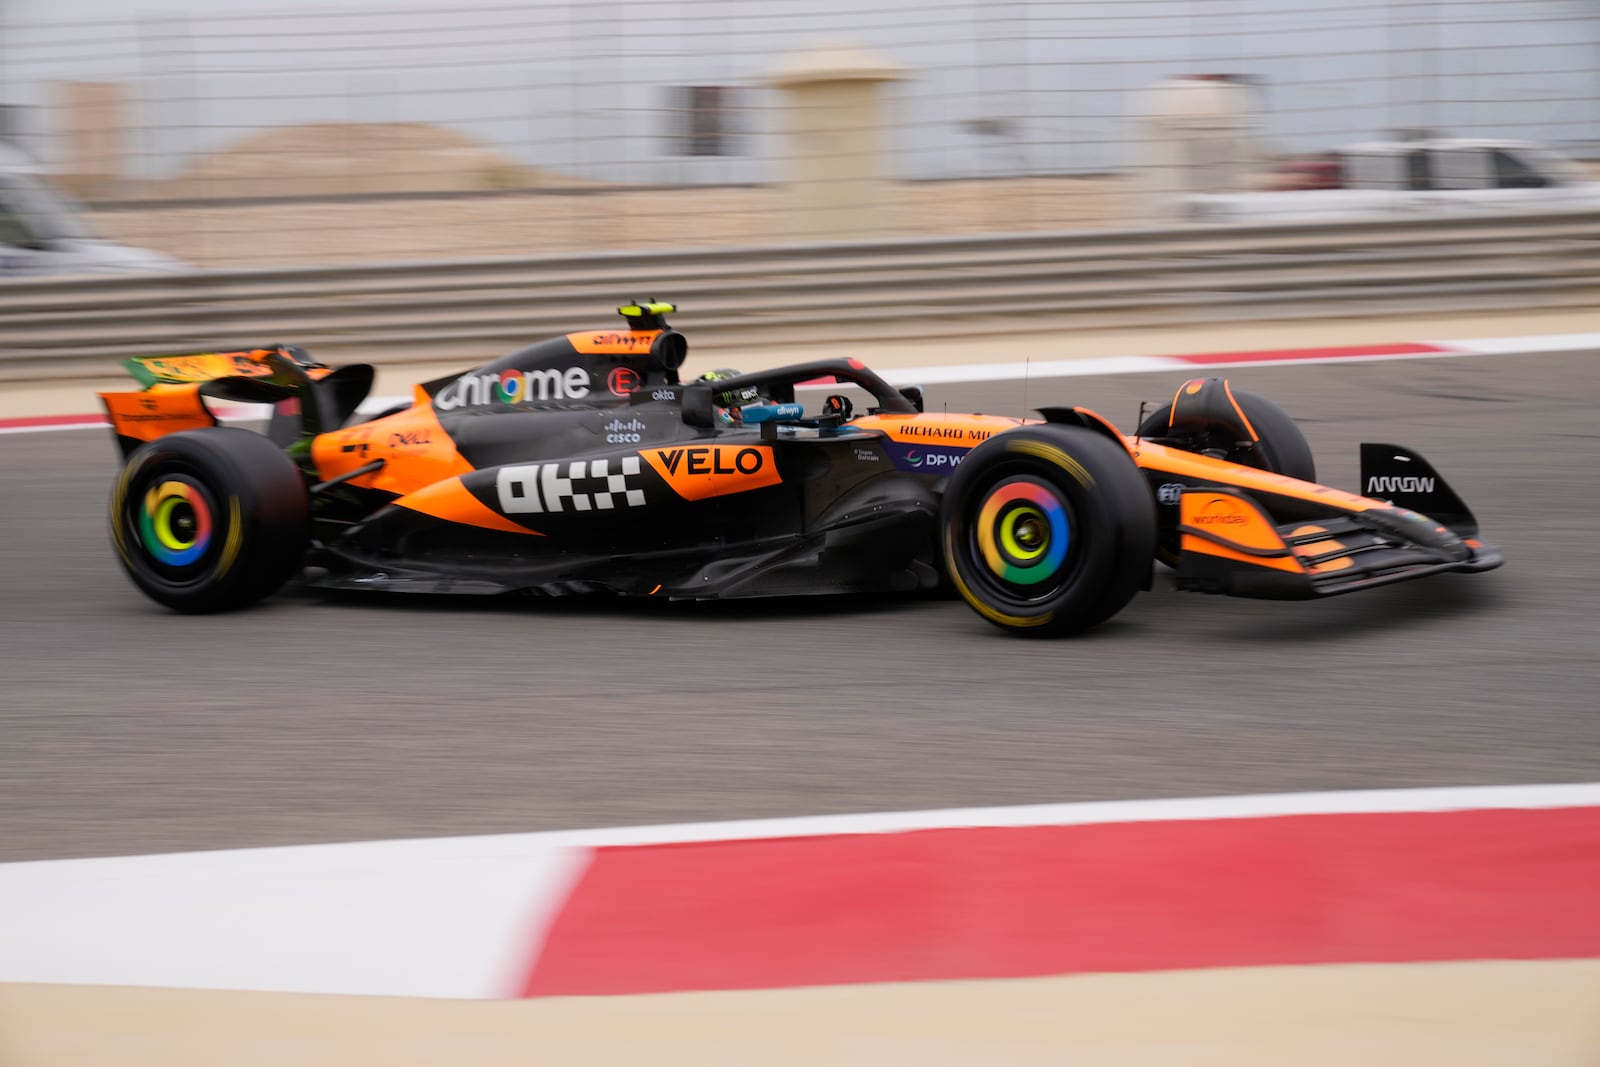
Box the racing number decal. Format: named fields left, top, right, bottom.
left=643, top=445, right=780, bottom=501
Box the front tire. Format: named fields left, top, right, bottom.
left=1138, top=386, right=1314, bottom=563
left=1137, top=386, right=1315, bottom=483
left=110, top=428, right=310, bottom=613
left=941, top=426, right=1156, bottom=636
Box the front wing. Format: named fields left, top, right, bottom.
left=1173, top=487, right=1503, bottom=600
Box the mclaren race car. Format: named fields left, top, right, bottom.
left=101, top=302, right=1502, bottom=635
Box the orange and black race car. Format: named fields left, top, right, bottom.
left=101, top=302, right=1501, bottom=635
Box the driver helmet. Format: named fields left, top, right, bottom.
left=697, top=368, right=766, bottom=424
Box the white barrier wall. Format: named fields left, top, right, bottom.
left=0, top=0, right=1595, bottom=187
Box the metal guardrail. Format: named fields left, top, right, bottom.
left=3, top=210, right=1599, bottom=380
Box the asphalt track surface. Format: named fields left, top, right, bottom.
left=2, top=350, right=1597, bottom=863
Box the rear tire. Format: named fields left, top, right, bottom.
left=110, top=428, right=310, bottom=613
left=941, top=426, right=1156, bottom=636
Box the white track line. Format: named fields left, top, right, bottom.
left=7, top=332, right=1597, bottom=436
left=2, top=783, right=1596, bottom=997
left=4, top=782, right=1596, bottom=871
left=1443, top=333, right=1600, bottom=354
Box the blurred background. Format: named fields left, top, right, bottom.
left=2, top=0, right=1596, bottom=269
left=4, top=9, right=1600, bottom=1053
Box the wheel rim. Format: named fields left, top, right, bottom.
left=128, top=470, right=219, bottom=578
left=971, top=475, right=1075, bottom=596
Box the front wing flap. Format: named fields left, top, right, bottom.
left=1174, top=488, right=1502, bottom=600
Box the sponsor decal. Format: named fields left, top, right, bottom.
left=103, top=388, right=210, bottom=435
left=389, top=430, right=432, bottom=448
left=604, top=417, right=647, bottom=444
left=1366, top=475, right=1435, bottom=495
left=337, top=424, right=376, bottom=456
left=497, top=457, right=646, bottom=514
left=608, top=367, right=642, bottom=396
left=889, top=444, right=966, bottom=472
left=141, top=354, right=274, bottom=383
left=145, top=357, right=210, bottom=381
left=569, top=329, right=666, bottom=356
left=658, top=446, right=763, bottom=475
left=1157, top=482, right=1184, bottom=505
left=854, top=448, right=882, bottom=463
left=588, top=332, right=655, bottom=350
left=649, top=387, right=679, bottom=402
left=898, top=423, right=993, bottom=442
left=435, top=366, right=591, bottom=410
left=643, top=445, right=781, bottom=501
left=1194, top=497, right=1247, bottom=526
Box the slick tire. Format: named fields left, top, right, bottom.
left=1137, top=388, right=1314, bottom=563
left=110, top=428, right=310, bottom=613
left=941, top=425, right=1156, bottom=636
left=1137, top=387, right=1315, bottom=482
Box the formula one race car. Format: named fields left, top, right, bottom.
left=100, top=302, right=1502, bottom=635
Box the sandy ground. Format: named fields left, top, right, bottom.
left=84, top=122, right=1133, bottom=267
left=94, top=175, right=1132, bottom=269
left=3, top=960, right=1598, bottom=1067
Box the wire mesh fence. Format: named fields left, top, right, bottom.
left=0, top=0, right=1596, bottom=268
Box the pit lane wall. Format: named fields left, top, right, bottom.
left=2, top=784, right=1597, bottom=1000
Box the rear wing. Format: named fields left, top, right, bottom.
left=99, top=346, right=373, bottom=458
left=119, top=348, right=299, bottom=390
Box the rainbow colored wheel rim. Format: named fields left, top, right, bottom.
left=137, top=478, right=214, bottom=568
left=974, top=477, right=1071, bottom=587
